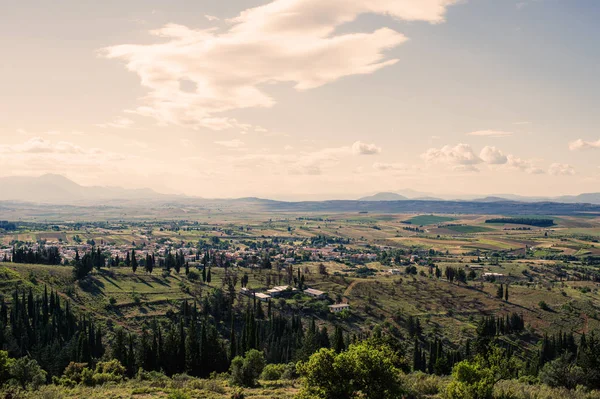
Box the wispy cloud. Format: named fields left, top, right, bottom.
left=569, top=138, right=600, bottom=151
left=549, top=163, right=575, bottom=176
left=101, top=0, right=459, bottom=130
left=96, top=117, right=135, bottom=129
left=466, top=130, right=513, bottom=137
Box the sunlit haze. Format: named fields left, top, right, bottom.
left=2, top=0, right=599, bottom=200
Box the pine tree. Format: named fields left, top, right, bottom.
left=504, top=284, right=509, bottom=302
left=207, top=267, right=212, bottom=284
left=131, top=250, right=138, bottom=273
left=496, top=283, right=504, bottom=299
left=333, top=325, right=345, bottom=353
left=202, top=266, right=207, bottom=282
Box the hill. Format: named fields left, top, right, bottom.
left=358, top=192, right=407, bottom=201
left=0, top=174, right=171, bottom=204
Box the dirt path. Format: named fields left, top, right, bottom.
left=344, top=280, right=361, bottom=296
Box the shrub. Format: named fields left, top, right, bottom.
left=231, top=388, right=245, bottom=399
left=167, top=390, right=190, bottom=399
left=187, top=270, right=200, bottom=281
left=230, top=349, right=266, bottom=387
left=95, top=359, right=126, bottom=378
left=297, top=340, right=404, bottom=399
left=261, top=363, right=286, bottom=381
left=9, top=356, right=47, bottom=390
left=539, top=301, right=550, bottom=311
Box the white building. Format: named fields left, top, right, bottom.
left=329, top=304, right=350, bottom=313
left=304, top=288, right=326, bottom=299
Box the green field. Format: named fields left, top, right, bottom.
left=406, top=215, right=456, bottom=225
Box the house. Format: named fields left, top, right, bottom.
left=329, top=304, right=350, bottom=313
left=267, top=286, right=296, bottom=298
left=304, top=288, right=326, bottom=299
left=389, top=269, right=402, bottom=275
left=255, top=293, right=271, bottom=302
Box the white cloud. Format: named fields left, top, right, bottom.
left=479, top=146, right=507, bottom=165
left=569, top=138, right=600, bottom=151
left=96, top=117, right=135, bottom=129
left=423, top=143, right=547, bottom=174
left=422, top=143, right=482, bottom=166
left=215, top=139, right=245, bottom=148
left=102, top=0, right=459, bottom=130
left=373, top=162, right=407, bottom=171
left=205, top=15, right=220, bottom=22
left=466, top=130, right=513, bottom=137
left=549, top=163, right=575, bottom=176
left=352, top=141, right=382, bottom=155
left=0, top=137, right=129, bottom=177
left=0, top=137, right=87, bottom=155
left=506, top=155, right=544, bottom=174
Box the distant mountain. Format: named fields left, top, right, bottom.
left=553, top=193, right=600, bottom=205
left=358, top=192, right=408, bottom=201
left=472, top=196, right=520, bottom=203
left=0, top=174, right=170, bottom=204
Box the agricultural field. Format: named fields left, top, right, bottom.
left=2, top=211, right=600, bottom=398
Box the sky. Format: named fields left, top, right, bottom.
left=1, top=0, right=599, bottom=200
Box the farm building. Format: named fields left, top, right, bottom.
left=304, top=288, right=326, bottom=299
left=267, top=285, right=296, bottom=297
left=329, top=304, right=350, bottom=313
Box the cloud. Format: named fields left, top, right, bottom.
left=96, top=117, right=135, bottom=129
left=423, top=143, right=547, bottom=174
left=373, top=162, right=408, bottom=171
left=215, top=139, right=245, bottom=148
left=102, top=0, right=459, bottom=130
left=0, top=137, right=89, bottom=155
left=549, top=163, right=575, bottom=176
left=422, top=143, right=482, bottom=167
left=0, top=137, right=129, bottom=177
left=205, top=15, right=220, bottom=22
left=352, top=141, right=381, bottom=155
left=466, top=130, right=513, bottom=137
left=506, top=155, right=544, bottom=174
left=569, top=138, right=600, bottom=151
left=479, top=146, right=507, bottom=165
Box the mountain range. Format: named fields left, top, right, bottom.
left=1, top=174, right=600, bottom=206
left=0, top=174, right=169, bottom=203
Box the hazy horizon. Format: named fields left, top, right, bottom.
left=2, top=0, right=599, bottom=199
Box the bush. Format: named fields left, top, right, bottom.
left=539, top=301, right=550, bottom=311
left=95, top=359, right=126, bottom=378
left=167, top=390, right=190, bottom=399
left=297, top=340, right=404, bottom=399
left=230, top=349, right=266, bottom=387
left=445, top=360, right=494, bottom=399
left=231, top=388, right=245, bottom=399
left=261, top=363, right=286, bottom=381
left=9, top=356, right=47, bottom=390
left=187, top=270, right=200, bottom=281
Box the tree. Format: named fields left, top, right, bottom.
left=0, top=350, right=12, bottom=386
left=9, top=356, right=47, bottom=390
left=131, top=250, right=138, bottom=273
left=297, top=341, right=404, bottom=399
left=504, top=285, right=509, bottom=302
left=230, top=349, right=266, bottom=387
left=207, top=267, right=212, bottom=284
left=445, top=360, right=494, bottom=399
left=540, top=352, right=585, bottom=390
left=496, top=284, right=503, bottom=299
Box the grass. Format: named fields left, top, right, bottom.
left=445, top=225, right=494, bottom=234
left=406, top=215, right=456, bottom=226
